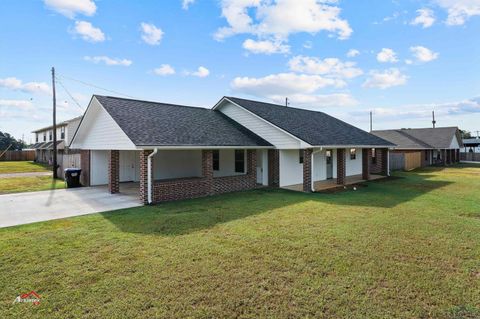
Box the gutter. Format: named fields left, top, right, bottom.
left=311, top=148, right=323, bottom=192
left=147, top=148, right=158, bottom=204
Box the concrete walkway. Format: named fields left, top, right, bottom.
left=0, top=171, right=52, bottom=178
left=0, top=186, right=142, bottom=229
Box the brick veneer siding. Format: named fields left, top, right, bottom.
left=108, top=150, right=120, bottom=194
left=80, top=150, right=90, bottom=186
left=337, top=148, right=346, bottom=185
left=148, top=149, right=258, bottom=203
left=362, top=148, right=371, bottom=180
left=139, top=150, right=153, bottom=204
left=303, top=149, right=312, bottom=192
left=268, top=149, right=279, bottom=187
left=370, top=148, right=388, bottom=175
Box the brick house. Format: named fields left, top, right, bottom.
left=70, top=95, right=394, bottom=204
left=371, top=127, right=462, bottom=170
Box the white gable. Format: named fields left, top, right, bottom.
left=217, top=100, right=307, bottom=149
left=449, top=135, right=460, bottom=149
left=70, top=97, right=136, bottom=150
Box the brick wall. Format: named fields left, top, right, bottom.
left=337, top=148, right=346, bottom=185
left=139, top=150, right=153, bottom=204
left=303, top=149, right=312, bottom=192
left=108, top=150, right=119, bottom=194
left=80, top=150, right=90, bottom=186
left=149, top=149, right=258, bottom=203
left=370, top=148, right=388, bottom=175
left=268, top=149, right=279, bottom=187
left=362, top=148, right=371, bottom=180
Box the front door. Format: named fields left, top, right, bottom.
left=326, top=150, right=333, bottom=179
left=120, top=151, right=135, bottom=182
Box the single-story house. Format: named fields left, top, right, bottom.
left=461, top=137, right=480, bottom=161
left=371, top=127, right=462, bottom=170
left=70, top=95, right=395, bottom=204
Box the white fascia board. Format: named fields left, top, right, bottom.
left=136, top=145, right=274, bottom=150
left=214, top=97, right=312, bottom=148
left=311, top=144, right=395, bottom=149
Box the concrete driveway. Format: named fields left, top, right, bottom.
left=0, top=186, right=142, bottom=229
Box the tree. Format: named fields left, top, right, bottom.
left=0, top=131, right=27, bottom=150
left=459, top=129, right=472, bottom=139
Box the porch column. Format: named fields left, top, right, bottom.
left=108, top=150, right=120, bottom=194
left=139, top=150, right=153, bottom=204
left=247, top=150, right=257, bottom=183
left=80, top=150, right=90, bottom=186
left=362, top=148, right=371, bottom=180
left=442, top=149, right=447, bottom=166
left=337, top=148, right=346, bottom=185
left=202, top=150, right=214, bottom=194
left=268, top=149, right=279, bottom=187
left=381, top=148, right=389, bottom=176
left=303, top=149, right=312, bottom=192
left=456, top=149, right=460, bottom=163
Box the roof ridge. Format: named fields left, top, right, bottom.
left=226, top=96, right=331, bottom=116
left=396, top=129, right=434, bottom=148
left=95, top=94, right=207, bottom=111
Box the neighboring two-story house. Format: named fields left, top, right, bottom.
left=31, top=116, right=82, bottom=164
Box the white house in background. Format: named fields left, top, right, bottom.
left=31, top=116, right=82, bottom=164
left=70, top=95, right=395, bottom=204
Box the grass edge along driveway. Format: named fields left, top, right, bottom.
left=0, top=165, right=479, bottom=318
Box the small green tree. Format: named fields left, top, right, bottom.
left=0, top=131, right=27, bottom=150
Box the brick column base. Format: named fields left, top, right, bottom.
left=362, top=148, right=371, bottom=180
left=303, top=149, right=312, bottom=192
left=268, top=149, right=279, bottom=187
left=108, top=150, right=119, bottom=194
left=337, top=149, right=346, bottom=185
left=139, top=150, right=153, bottom=204
left=381, top=148, right=389, bottom=176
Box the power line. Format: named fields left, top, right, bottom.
left=55, top=78, right=85, bottom=112
left=56, top=73, right=137, bottom=99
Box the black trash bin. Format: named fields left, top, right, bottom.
left=64, top=168, right=82, bottom=188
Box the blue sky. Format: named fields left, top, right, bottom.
left=1, top=0, right=479, bottom=143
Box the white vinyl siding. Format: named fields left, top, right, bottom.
left=90, top=150, right=108, bottom=186
left=346, top=148, right=362, bottom=176
left=279, top=149, right=303, bottom=187
left=449, top=136, right=460, bottom=149
left=218, top=102, right=302, bottom=149
left=213, top=149, right=247, bottom=177
left=313, top=150, right=327, bottom=182
left=153, top=150, right=202, bottom=180
left=70, top=97, right=136, bottom=150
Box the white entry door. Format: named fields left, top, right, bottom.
left=120, top=151, right=135, bottom=182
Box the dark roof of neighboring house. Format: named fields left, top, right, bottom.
left=95, top=95, right=272, bottom=147
left=31, top=116, right=82, bottom=133
left=224, top=97, right=395, bottom=147
left=372, top=127, right=462, bottom=149
left=371, top=130, right=432, bottom=149
left=463, top=138, right=480, bottom=146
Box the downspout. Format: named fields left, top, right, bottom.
left=147, top=148, right=158, bottom=204
left=387, top=148, right=391, bottom=176
left=311, top=147, right=323, bottom=192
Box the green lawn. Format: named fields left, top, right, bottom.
left=0, top=161, right=51, bottom=174
left=0, top=176, right=65, bottom=194
left=1, top=165, right=479, bottom=318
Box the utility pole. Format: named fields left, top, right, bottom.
left=51, top=67, right=58, bottom=179
left=285, top=97, right=289, bottom=107
left=432, top=110, right=436, bottom=128
left=369, top=111, right=373, bottom=132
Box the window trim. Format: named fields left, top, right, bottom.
left=234, top=149, right=245, bottom=173
left=299, top=149, right=304, bottom=164
left=350, top=148, right=356, bottom=160
left=371, top=148, right=376, bottom=164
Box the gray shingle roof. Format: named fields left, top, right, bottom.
left=463, top=138, right=480, bottom=146
left=95, top=95, right=272, bottom=147
left=225, top=97, right=395, bottom=147
left=371, top=130, right=432, bottom=149
left=372, top=127, right=462, bottom=149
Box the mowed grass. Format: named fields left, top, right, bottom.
left=1, top=165, right=479, bottom=318
left=0, top=161, right=51, bottom=174
left=0, top=176, right=65, bottom=194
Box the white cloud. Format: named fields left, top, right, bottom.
left=433, top=0, right=480, bottom=25
left=44, top=0, right=96, bottom=18
left=187, top=66, right=210, bottom=78
left=242, top=38, right=290, bottom=54
left=215, top=0, right=352, bottom=42
left=154, top=64, right=176, bottom=76
left=73, top=20, right=105, bottom=42
left=346, top=49, right=360, bottom=57
left=182, top=0, right=195, bottom=10
left=410, top=46, right=439, bottom=63
left=140, top=22, right=163, bottom=45
left=376, top=48, right=398, bottom=63
left=288, top=56, right=363, bottom=79
left=411, top=8, right=435, bottom=28
left=0, top=77, right=50, bottom=94
left=303, top=41, right=313, bottom=49
left=0, top=99, right=34, bottom=110
left=363, top=68, right=408, bottom=89
left=84, top=56, right=132, bottom=66
left=231, top=73, right=345, bottom=98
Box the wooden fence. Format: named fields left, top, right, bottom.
left=57, top=153, right=82, bottom=178
left=0, top=150, right=35, bottom=161
left=460, top=152, right=480, bottom=162
left=389, top=152, right=404, bottom=170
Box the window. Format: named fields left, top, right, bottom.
left=49, top=130, right=52, bottom=141
left=326, top=150, right=332, bottom=164
left=212, top=150, right=219, bottom=171
left=425, top=150, right=428, bottom=161
left=299, top=149, right=304, bottom=164
left=234, top=150, right=245, bottom=173
left=60, top=127, right=65, bottom=139
left=43, top=133, right=46, bottom=142
left=35, top=135, right=38, bottom=143
left=350, top=148, right=356, bottom=160
left=371, top=148, right=376, bottom=164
